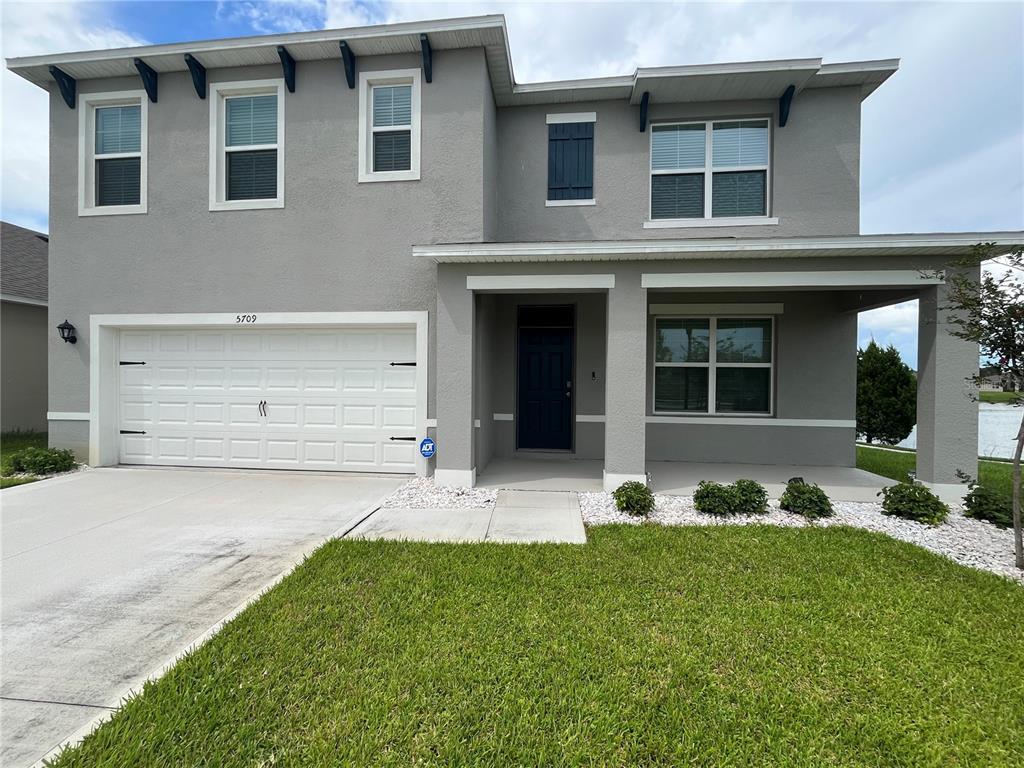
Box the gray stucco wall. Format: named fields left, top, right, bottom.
left=47, top=48, right=494, bottom=453
left=495, top=87, right=861, bottom=242
left=1, top=301, right=48, bottom=432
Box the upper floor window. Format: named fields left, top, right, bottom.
left=78, top=91, right=147, bottom=216
left=649, top=119, right=770, bottom=224
left=546, top=113, right=596, bottom=206
left=209, top=80, right=284, bottom=211
left=358, top=69, right=421, bottom=182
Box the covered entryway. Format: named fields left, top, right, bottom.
left=90, top=312, right=429, bottom=475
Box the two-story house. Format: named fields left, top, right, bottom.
left=7, top=15, right=1021, bottom=498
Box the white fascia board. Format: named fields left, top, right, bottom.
left=640, top=271, right=944, bottom=289
left=466, top=274, right=614, bottom=291
left=414, top=232, right=1024, bottom=263
left=6, top=15, right=506, bottom=72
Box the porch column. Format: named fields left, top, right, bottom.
left=435, top=266, right=476, bottom=487
left=916, top=268, right=979, bottom=501
left=603, top=271, right=647, bottom=491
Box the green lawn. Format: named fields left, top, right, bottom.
left=0, top=430, right=47, bottom=488
left=50, top=526, right=1023, bottom=767
left=980, top=390, right=1022, bottom=405
left=857, top=444, right=1015, bottom=498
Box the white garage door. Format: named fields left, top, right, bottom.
left=117, top=326, right=419, bottom=472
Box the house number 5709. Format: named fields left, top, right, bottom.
left=236, top=314, right=257, bottom=324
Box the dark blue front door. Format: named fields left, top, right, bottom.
left=517, top=325, right=573, bottom=450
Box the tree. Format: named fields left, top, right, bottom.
left=856, top=341, right=917, bottom=445
left=937, top=244, right=1023, bottom=569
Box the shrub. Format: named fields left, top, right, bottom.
left=3, top=447, right=77, bottom=476
left=779, top=478, right=834, bottom=519
left=612, top=481, right=654, bottom=517
left=693, top=479, right=768, bottom=516
left=733, top=478, right=768, bottom=515
left=962, top=484, right=1012, bottom=528
left=878, top=482, right=948, bottom=525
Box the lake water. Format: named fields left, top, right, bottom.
left=897, top=403, right=1022, bottom=459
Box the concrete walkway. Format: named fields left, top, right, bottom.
left=1, top=467, right=401, bottom=768
left=348, top=490, right=587, bottom=544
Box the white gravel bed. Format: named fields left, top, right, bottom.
left=580, top=492, right=1022, bottom=584
left=381, top=477, right=497, bottom=509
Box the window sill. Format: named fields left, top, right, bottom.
left=210, top=198, right=284, bottom=212
left=546, top=198, right=596, bottom=207
left=643, top=216, right=779, bottom=229
left=358, top=170, right=420, bottom=183
left=78, top=203, right=147, bottom=217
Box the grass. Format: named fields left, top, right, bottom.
left=49, top=526, right=1024, bottom=767
left=980, top=390, right=1023, bottom=405
left=858, top=444, right=1015, bottom=498
left=0, top=430, right=47, bottom=488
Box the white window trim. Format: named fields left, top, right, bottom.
left=651, top=315, right=775, bottom=417
left=546, top=112, right=597, bottom=124
left=647, top=117, right=772, bottom=226
left=546, top=198, right=596, bottom=207
left=208, top=79, right=285, bottom=211
left=78, top=90, right=148, bottom=217
left=358, top=68, right=421, bottom=183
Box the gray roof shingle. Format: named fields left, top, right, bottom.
left=1, top=221, right=48, bottom=303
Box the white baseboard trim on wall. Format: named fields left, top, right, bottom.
left=47, top=411, right=90, bottom=421
left=603, top=471, right=647, bottom=492
left=434, top=467, right=476, bottom=488
left=646, top=416, right=855, bottom=428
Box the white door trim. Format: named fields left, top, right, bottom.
left=89, top=311, right=429, bottom=475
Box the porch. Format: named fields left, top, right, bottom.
left=427, top=235, right=996, bottom=500
left=476, top=456, right=895, bottom=502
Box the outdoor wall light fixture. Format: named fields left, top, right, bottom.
left=57, top=319, right=77, bottom=344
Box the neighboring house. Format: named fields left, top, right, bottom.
left=1, top=222, right=48, bottom=432
left=5, top=15, right=1022, bottom=498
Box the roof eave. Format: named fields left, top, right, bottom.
left=414, top=232, right=1024, bottom=264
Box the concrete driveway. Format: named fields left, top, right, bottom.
left=0, top=467, right=401, bottom=768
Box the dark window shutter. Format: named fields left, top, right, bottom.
left=95, top=157, right=141, bottom=206
left=547, top=122, right=594, bottom=201
left=227, top=149, right=277, bottom=200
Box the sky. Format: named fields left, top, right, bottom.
left=1, top=0, right=1022, bottom=365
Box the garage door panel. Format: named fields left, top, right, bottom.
left=119, top=326, right=419, bottom=473
left=382, top=368, right=416, bottom=392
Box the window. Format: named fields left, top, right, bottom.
left=358, top=69, right=421, bottom=182
left=546, top=113, right=596, bottom=205
left=649, top=119, right=771, bottom=224
left=209, top=80, right=284, bottom=211
left=78, top=91, right=147, bottom=216
left=653, top=317, right=773, bottom=415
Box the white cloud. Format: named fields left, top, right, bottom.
left=1, top=1, right=146, bottom=232
left=858, top=299, right=919, bottom=364
left=215, top=0, right=327, bottom=34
